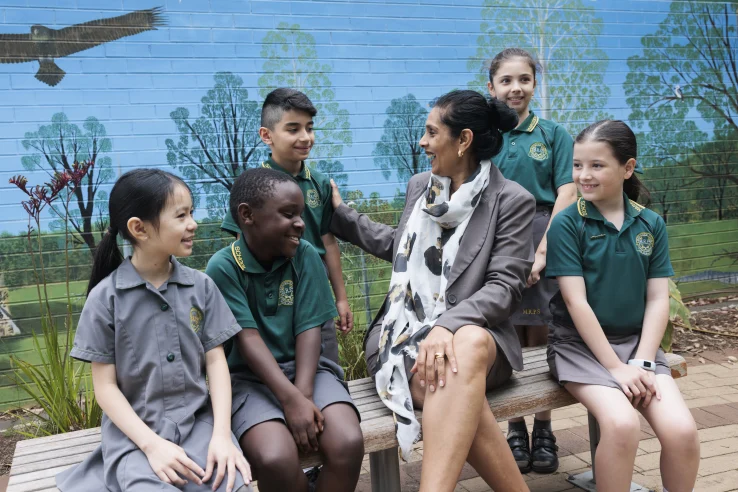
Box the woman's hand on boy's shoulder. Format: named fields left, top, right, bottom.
left=283, top=390, right=324, bottom=453
left=204, top=433, right=252, bottom=492
left=330, top=179, right=343, bottom=210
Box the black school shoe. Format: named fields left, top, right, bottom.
left=506, top=427, right=532, bottom=473
left=530, top=427, right=559, bottom=473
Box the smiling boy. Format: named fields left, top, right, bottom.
left=205, top=168, right=363, bottom=492
left=220, top=88, right=351, bottom=364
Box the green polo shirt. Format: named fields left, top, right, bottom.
left=205, top=236, right=337, bottom=367
left=220, top=156, right=334, bottom=256
left=495, top=112, right=574, bottom=206
left=545, top=194, right=674, bottom=336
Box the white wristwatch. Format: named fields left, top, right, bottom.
left=627, top=359, right=656, bottom=372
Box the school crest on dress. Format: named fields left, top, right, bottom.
left=279, top=280, right=294, bottom=306
left=190, top=307, right=203, bottom=333
left=306, top=189, right=320, bottom=208
left=635, top=232, right=654, bottom=256
left=528, top=142, right=549, bottom=161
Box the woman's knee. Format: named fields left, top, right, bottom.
left=453, top=325, right=493, bottom=369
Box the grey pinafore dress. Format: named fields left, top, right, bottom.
left=56, top=258, right=246, bottom=492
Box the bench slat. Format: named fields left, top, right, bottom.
left=7, top=350, right=685, bottom=492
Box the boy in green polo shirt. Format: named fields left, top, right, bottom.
left=206, top=168, right=363, bottom=492
left=221, top=88, right=351, bottom=365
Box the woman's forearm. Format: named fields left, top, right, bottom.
left=204, top=346, right=233, bottom=438
left=92, top=362, right=160, bottom=452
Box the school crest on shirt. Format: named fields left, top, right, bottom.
left=190, top=307, right=204, bottom=333
left=528, top=142, right=549, bottom=161
left=279, top=280, right=294, bottom=306
left=306, top=189, right=320, bottom=208
left=635, top=232, right=654, bottom=256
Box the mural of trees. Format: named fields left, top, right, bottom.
left=625, top=1, right=738, bottom=223
left=468, top=0, right=611, bottom=134
left=21, top=113, right=112, bottom=254
left=165, top=72, right=264, bottom=219
left=372, top=94, right=428, bottom=187
left=258, top=23, right=352, bottom=160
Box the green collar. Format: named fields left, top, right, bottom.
left=576, top=193, right=644, bottom=222
left=261, top=155, right=311, bottom=180
left=513, top=111, right=539, bottom=133
left=231, top=235, right=290, bottom=273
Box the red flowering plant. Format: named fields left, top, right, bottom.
left=8, top=161, right=102, bottom=435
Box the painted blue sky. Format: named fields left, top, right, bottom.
left=0, top=0, right=687, bottom=232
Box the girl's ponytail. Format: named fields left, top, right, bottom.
left=87, top=227, right=123, bottom=295
left=623, top=174, right=651, bottom=207
left=86, top=169, right=191, bottom=296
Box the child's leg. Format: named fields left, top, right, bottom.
left=315, top=403, right=364, bottom=492
left=526, top=325, right=552, bottom=422
left=638, top=374, right=699, bottom=492
left=566, top=382, right=641, bottom=492
left=239, top=421, right=308, bottom=492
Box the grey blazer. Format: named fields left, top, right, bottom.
left=331, top=164, right=535, bottom=371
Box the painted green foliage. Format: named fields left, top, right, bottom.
left=165, top=72, right=264, bottom=219
left=372, top=94, right=429, bottom=186
left=21, top=113, right=112, bottom=254
left=468, top=0, right=611, bottom=135
left=626, top=1, right=738, bottom=224
left=259, top=22, right=352, bottom=160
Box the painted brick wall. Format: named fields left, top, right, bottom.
left=0, top=0, right=736, bottom=409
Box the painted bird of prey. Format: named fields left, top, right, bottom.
left=0, top=7, right=165, bottom=87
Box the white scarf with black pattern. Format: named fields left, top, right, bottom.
left=375, top=160, right=491, bottom=460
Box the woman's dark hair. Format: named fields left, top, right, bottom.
left=87, top=169, right=191, bottom=295
left=488, top=48, right=539, bottom=84
left=433, top=90, right=518, bottom=161
left=575, top=120, right=651, bottom=205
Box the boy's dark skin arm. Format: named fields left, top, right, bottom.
left=293, top=326, right=322, bottom=400
left=236, top=329, right=324, bottom=453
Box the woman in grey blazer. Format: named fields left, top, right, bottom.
left=330, top=90, right=535, bottom=492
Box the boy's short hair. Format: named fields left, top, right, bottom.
left=229, top=168, right=298, bottom=225
left=261, top=88, right=317, bottom=129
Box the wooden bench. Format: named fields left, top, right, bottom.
left=8, top=347, right=687, bottom=492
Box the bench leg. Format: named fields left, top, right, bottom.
left=567, top=412, right=652, bottom=492
left=369, top=447, right=402, bottom=492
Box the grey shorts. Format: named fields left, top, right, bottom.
left=547, top=320, right=671, bottom=390
left=365, top=323, right=513, bottom=391
left=230, top=357, right=359, bottom=440
left=511, top=206, right=559, bottom=326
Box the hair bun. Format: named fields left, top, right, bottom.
left=487, top=97, right=518, bottom=133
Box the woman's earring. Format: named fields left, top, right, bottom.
left=458, top=150, right=464, bottom=158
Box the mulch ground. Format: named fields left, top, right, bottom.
left=673, top=296, right=738, bottom=364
